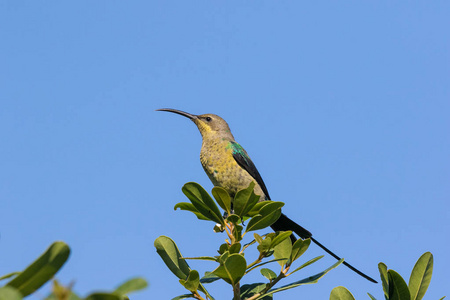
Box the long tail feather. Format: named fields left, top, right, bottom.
left=271, top=213, right=378, bottom=283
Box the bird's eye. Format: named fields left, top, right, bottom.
left=205, top=117, right=212, bottom=122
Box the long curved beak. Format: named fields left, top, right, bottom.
left=156, top=108, right=198, bottom=120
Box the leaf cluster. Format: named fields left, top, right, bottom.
left=156, top=182, right=343, bottom=300
left=330, top=252, right=445, bottom=300
left=0, top=241, right=147, bottom=300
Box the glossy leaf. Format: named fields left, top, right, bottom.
left=247, top=201, right=272, bottom=217
left=388, top=270, right=410, bottom=300
left=254, top=233, right=263, bottom=244
left=262, top=259, right=343, bottom=298
left=212, top=186, right=231, bottom=215
left=245, top=202, right=284, bottom=232
left=378, top=262, right=389, bottom=300
left=154, top=237, right=213, bottom=299
left=182, top=182, right=224, bottom=225
left=212, top=253, right=247, bottom=285
left=240, top=283, right=272, bottom=300
left=6, top=241, right=70, bottom=297
left=256, top=237, right=272, bottom=253
left=181, top=270, right=200, bottom=292
left=0, top=287, right=22, bottom=300
left=229, top=243, right=241, bottom=254
left=226, top=214, right=241, bottom=224
left=269, top=231, right=292, bottom=249
left=181, top=256, right=218, bottom=262
left=330, top=286, right=356, bottom=300
left=260, top=268, right=277, bottom=281
left=273, top=237, right=292, bottom=267
left=290, top=238, right=311, bottom=263
left=174, top=202, right=209, bottom=220
left=218, top=243, right=229, bottom=255
left=408, top=252, right=433, bottom=300
left=233, top=182, right=260, bottom=217
left=113, top=277, right=148, bottom=296
left=200, top=272, right=221, bottom=284
left=367, top=293, right=377, bottom=300
left=289, top=255, right=324, bottom=275
left=154, top=236, right=191, bottom=279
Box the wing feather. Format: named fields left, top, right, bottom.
left=230, top=141, right=271, bottom=200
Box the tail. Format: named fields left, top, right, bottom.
left=271, top=213, right=378, bottom=283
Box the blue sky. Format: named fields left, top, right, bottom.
left=1, top=1, right=449, bottom=299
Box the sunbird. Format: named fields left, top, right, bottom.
left=157, top=108, right=377, bottom=283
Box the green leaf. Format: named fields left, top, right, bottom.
left=0, top=272, right=20, bottom=281
left=84, top=293, right=122, bottom=300
left=367, top=292, right=377, bottom=300
left=388, top=270, right=410, bottom=300
left=233, top=224, right=244, bottom=242
left=0, top=287, right=22, bottom=300
left=408, top=252, right=433, bottom=300
left=246, top=258, right=288, bottom=274
left=438, top=297, right=446, bottom=300
left=289, top=255, right=324, bottom=275
left=240, top=283, right=272, bottom=300
left=233, top=182, right=260, bottom=217
left=226, top=214, right=241, bottom=224
left=182, top=182, right=224, bottom=225
left=260, top=268, right=277, bottom=281
left=273, top=237, right=292, bottom=267
left=261, top=259, right=344, bottom=299
left=290, top=238, right=311, bottom=263
left=181, top=256, right=218, bottom=262
left=174, top=202, right=209, bottom=220
left=229, top=243, right=241, bottom=254
left=154, top=236, right=191, bottom=279
left=269, top=231, right=292, bottom=249
left=257, top=237, right=272, bottom=253
left=245, top=202, right=284, bottom=232
left=378, top=262, right=389, bottom=300
left=171, top=294, right=196, bottom=300
left=113, top=277, right=148, bottom=296
left=181, top=270, right=200, bottom=292
left=212, top=186, right=231, bottom=215
left=6, top=241, right=70, bottom=297
left=254, top=233, right=263, bottom=244
left=247, top=201, right=272, bottom=217
left=218, top=243, right=229, bottom=255
left=212, top=253, right=247, bottom=285
left=200, top=272, right=221, bottom=284
left=330, top=286, right=356, bottom=300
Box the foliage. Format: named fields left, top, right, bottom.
left=0, top=241, right=147, bottom=300
left=155, top=182, right=343, bottom=300
left=329, top=252, right=445, bottom=300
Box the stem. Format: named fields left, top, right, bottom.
left=192, top=291, right=206, bottom=300
left=233, top=282, right=241, bottom=300
left=245, top=253, right=264, bottom=271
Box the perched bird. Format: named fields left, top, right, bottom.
left=157, top=108, right=377, bottom=283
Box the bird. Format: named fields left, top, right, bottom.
left=157, top=108, right=377, bottom=283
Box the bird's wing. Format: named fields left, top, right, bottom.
left=230, top=141, right=271, bottom=200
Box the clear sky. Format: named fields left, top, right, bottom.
left=1, top=1, right=449, bottom=300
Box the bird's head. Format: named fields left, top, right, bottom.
left=157, top=108, right=234, bottom=139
